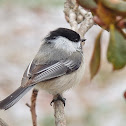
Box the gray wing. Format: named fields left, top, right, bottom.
left=32, top=59, right=81, bottom=83
left=21, top=52, right=82, bottom=86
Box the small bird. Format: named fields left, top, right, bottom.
left=0, top=28, right=85, bottom=110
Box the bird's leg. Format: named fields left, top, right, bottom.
left=50, top=94, right=66, bottom=106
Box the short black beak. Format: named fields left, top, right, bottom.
left=81, top=39, right=86, bottom=42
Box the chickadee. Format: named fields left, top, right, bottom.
left=0, top=28, right=85, bottom=110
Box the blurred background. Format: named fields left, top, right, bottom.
left=0, top=0, right=126, bottom=126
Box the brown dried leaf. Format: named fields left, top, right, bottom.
left=96, top=2, right=116, bottom=26
left=90, top=30, right=103, bottom=79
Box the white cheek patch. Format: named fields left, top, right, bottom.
left=72, top=42, right=81, bottom=49
left=53, top=37, right=80, bottom=53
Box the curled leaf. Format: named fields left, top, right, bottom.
left=77, top=0, right=97, bottom=10
left=101, top=0, right=126, bottom=16
left=96, top=2, right=116, bottom=26
left=90, top=30, right=103, bottom=79
left=107, top=24, right=126, bottom=70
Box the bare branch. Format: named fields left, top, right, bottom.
left=64, top=0, right=94, bottom=38
left=53, top=95, right=66, bottom=126
left=64, top=0, right=79, bottom=31
left=78, top=10, right=94, bottom=38
left=26, top=89, right=38, bottom=126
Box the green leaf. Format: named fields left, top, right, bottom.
left=107, top=24, right=126, bottom=70
left=90, top=30, right=102, bottom=79
left=77, top=0, right=97, bottom=9
left=101, top=0, right=126, bottom=16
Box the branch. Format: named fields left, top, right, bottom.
left=53, top=95, right=66, bottom=126
left=78, top=8, right=94, bottom=38
left=0, top=118, right=9, bottom=126
left=26, top=89, right=38, bottom=126
left=64, top=0, right=94, bottom=38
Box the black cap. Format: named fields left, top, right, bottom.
left=45, top=28, right=80, bottom=42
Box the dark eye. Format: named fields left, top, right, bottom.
left=47, top=41, right=51, bottom=44
left=52, top=36, right=56, bottom=39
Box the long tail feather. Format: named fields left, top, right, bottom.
left=0, top=85, right=34, bottom=110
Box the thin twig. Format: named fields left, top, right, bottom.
left=26, top=89, right=38, bottom=126
left=53, top=95, right=66, bottom=126
left=0, top=118, right=9, bottom=126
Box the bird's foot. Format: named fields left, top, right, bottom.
left=50, top=94, right=66, bottom=106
